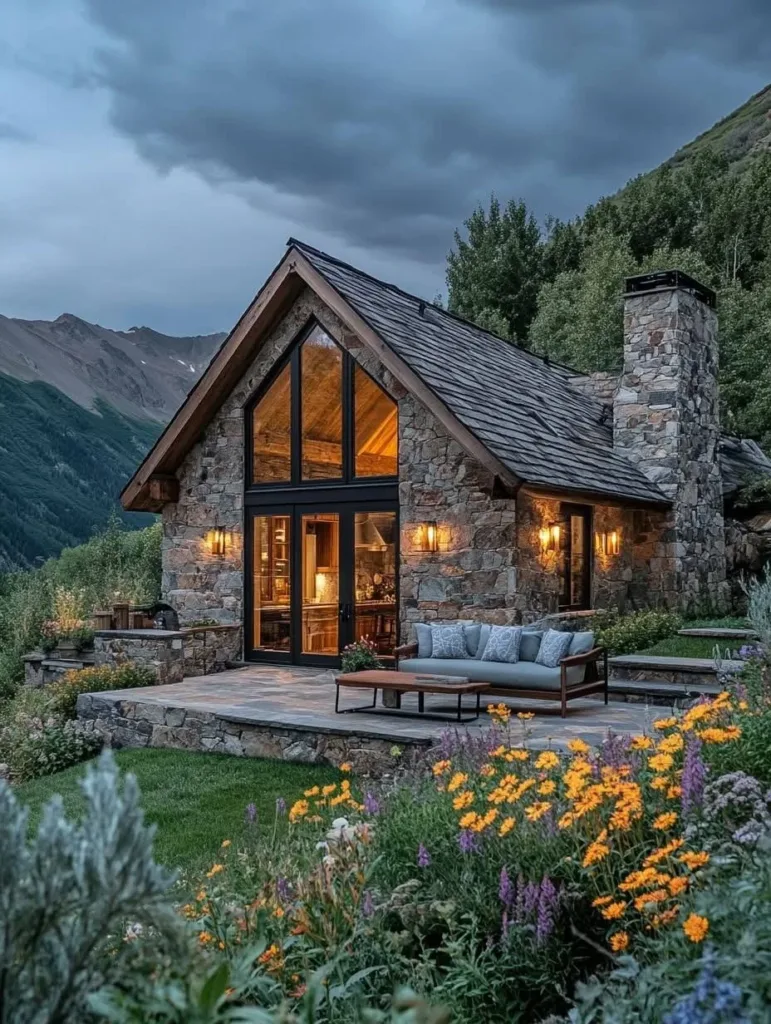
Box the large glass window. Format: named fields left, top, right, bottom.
left=301, top=328, right=343, bottom=480
left=354, top=366, right=398, bottom=477
left=301, top=513, right=339, bottom=654
left=252, top=364, right=291, bottom=484
left=353, top=511, right=397, bottom=658
left=252, top=515, right=291, bottom=652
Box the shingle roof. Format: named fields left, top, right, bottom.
left=720, top=437, right=771, bottom=496
left=292, top=239, right=669, bottom=507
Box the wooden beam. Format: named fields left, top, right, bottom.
left=148, top=475, right=179, bottom=504
left=520, top=483, right=670, bottom=511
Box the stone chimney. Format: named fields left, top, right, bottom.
left=615, top=270, right=726, bottom=612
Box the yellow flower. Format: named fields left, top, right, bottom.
left=679, top=851, right=710, bottom=870
left=321, top=783, right=337, bottom=796
left=498, top=816, right=516, bottom=836
left=480, top=763, right=496, bottom=777
left=304, top=786, right=320, bottom=797
left=619, top=868, right=671, bottom=893
left=667, top=784, right=683, bottom=800
left=221, top=839, right=232, bottom=849
left=459, top=811, right=479, bottom=829
left=653, top=717, right=677, bottom=731
left=195, top=889, right=207, bottom=902
left=505, top=748, right=529, bottom=762
left=557, top=811, right=575, bottom=830
left=651, top=906, right=680, bottom=928
left=273, top=906, right=284, bottom=918
left=447, top=772, right=469, bottom=793
left=471, top=808, right=498, bottom=832
left=453, top=790, right=474, bottom=810
left=683, top=913, right=709, bottom=942
left=538, top=780, right=556, bottom=796
left=648, top=753, right=674, bottom=772
left=517, top=712, right=535, bottom=720
left=642, top=838, right=684, bottom=867
left=653, top=811, right=678, bottom=831
left=567, top=738, right=590, bottom=755
left=630, top=735, right=653, bottom=750
left=668, top=876, right=689, bottom=897
left=490, top=745, right=506, bottom=758
left=199, top=930, right=215, bottom=945
left=657, top=733, right=684, bottom=754
left=535, top=750, right=560, bottom=770
left=634, top=888, right=669, bottom=911
left=289, top=799, right=309, bottom=822
left=432, top=759, right=452, bottom=776
left=339, top=762, right=352, bottom=773
left=650, top=775, right=671, bottom=792
left=583, top=832, right=610, bottom=867
left=697, top=726, right=742, bottom=744
left=592, top=895, right=614, bottom=907
left=525, top=801, right=552, bottom=822
left=609, top=931, right=629, bottom=952
left=206, top=863, right=224, bottom=879
left=600, top=901, right=626, bottom=921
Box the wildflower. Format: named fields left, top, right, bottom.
left=206, top=863, right=224, bottom=879
left=535, top=750, right=560, bottom=770
left=536, top=877, right=559, bottom=944
left=567, top=738, right=590, bottom=755
left=487, top=702, right=511, bottom=725
left=199, top=930, right=215, bottom=945
left=417, top=843, right=431, bottom=868
left=634, top=888, right=669, bottom=911
left=697, top=726, right=741, bottom=744
left=471, top=808, right=498, bottom=832
left=453, top=790, right=474, bottom=810
left=682, top=913, right=709, bottom=942
left=245, top=802, right=257, bottom=825
left=668, top=876, right=689, bottom=897
left=499, top=866, right=514, bottom=906
left=653, top=717, right=677, bottom=731
left=275, top=797, right=287, bottom=816
left=648, top=753, right=674, bottom=772
left=432, top=759, right=452, bottom=777
left=681, top=738, right=707, bottom=817
left=557, top=811, right=575, bottom=830
left=505, top=748, right=529, bottom=762
left=631, top=735, right=653, bottom=751
left=538, top=779, right=556, bottom=796
left=289, top=799, right=309, bottom=822
left=651, top=906, right=680, bottom=928
left=322, top=783, right=337, bottom=797
left=600, top=901, right=626, bottom=921
left=390, top=745, right=402, bottom=757
left=525, top=801, right=552, bottom=822
left=363, top=791, right=380, bottom=816
left=653, top=811, right=678, bottom=831
left=619, top=867, right=671, bottom=892
left=361, top=890, right=375, bottom=919
left=195, top=889, right=207, bottom=902
left=480, top=763, right=496, bottom=777
left=304, top=786, right=320, bottom=797
left=447, top=772, right=469, bottom=793
left=458, top=829, right=479, bottom=854
left=258, top=943, right=282, bottom=965
left=459, top=811, right=479, bottom=829
left=273, top=906, right=285, bottom=919
left=650, top=775, right=671, bottom=791
left=490, top=744, right=506, bottom=758
left=499, top=816, right=515, bottom=836
left=583, top=831, right=610, bottom=867
left=609, top=931, right=629, bottom=952
left=679, top=851, right=710, bottom=870
left=642, top=838, right=684, bottom=867
left=592, top=895, right=614, bottom=907
left=657, top=733, right=684, bottom=754
left=517, top=712, right=535, bottom=721
left=667, top=784, right=683, bottom=800
left=339, top=762, right=352, bottom=772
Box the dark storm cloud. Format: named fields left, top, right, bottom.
left=82, top=0, right=769, bottom=265
left=0, top=121, right=31, bottom=142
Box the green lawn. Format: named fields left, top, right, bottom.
left=16, top=749, right=338, bottom=872
left=639, top=636, right=743, bottom=659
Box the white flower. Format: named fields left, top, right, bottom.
left=124, top=922, right=143, bottom=941
left=322, top=854, right=336, bottom=867
left=326, top=817, right=356, bottom=843
left=315, top=840, right=330, bottom=853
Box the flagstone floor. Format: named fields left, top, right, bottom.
left=95, top=664, right=661, bottom=751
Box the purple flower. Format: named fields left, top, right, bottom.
left=276, top=877, right=292, bottom=902
left=245, top=802, right=257, bottom=825
left=417, top=843, right=431, bottom=868
left=361, top=890, right=375, bottom=919
left=275, top=796, right=287, bottom=816
left=501, top=909, right=510, bottom=938
left=522, top=881, right=540, bottom=917
left=457, top=830, right=479, bottom=854
left=363, top=792, right=380, bottom=816
left=536, top=877, right=560, bottom=945
left=499, top=866, right=514, bottom=907
left=681, top=737, right=708, bottom=817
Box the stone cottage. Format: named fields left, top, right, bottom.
left=122, top=243, right=771, bottom=667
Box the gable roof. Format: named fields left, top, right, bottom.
left=122, top=238, right=670, bottom=512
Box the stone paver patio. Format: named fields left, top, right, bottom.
left=79, top=664, right=664, bottom=756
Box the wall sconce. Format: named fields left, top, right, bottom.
left=420, top=521, right=439, bottom=553
left=539, top=523, right=562, bottom=554
left=207, top=529, right=228, bottom=556
left=596, top=530, right=621, bottom=556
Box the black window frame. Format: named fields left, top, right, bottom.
left=559, top=502, right=593, bottom=612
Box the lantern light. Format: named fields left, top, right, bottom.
left=421, top=521, right=439, bottom=553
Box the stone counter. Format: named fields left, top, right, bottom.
left=94, top=630, right=185, bottom=685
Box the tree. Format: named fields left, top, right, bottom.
left=446, top=196, right=544, bottom=342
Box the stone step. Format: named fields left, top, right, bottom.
left=608, top=678, right=722, bottom=708
left=609, top=654, right=743, bottom=687
left=677, top=627, right=757, bottom=640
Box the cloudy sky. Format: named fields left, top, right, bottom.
left=0, top=1, right=768, bottom=336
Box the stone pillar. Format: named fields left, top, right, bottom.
left=94, top=630, right=185, bottom=685
left=614, top=271, right=727, bottom=613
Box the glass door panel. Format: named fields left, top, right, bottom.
left=252, top=515, right=291, bottom=652
left=301, top=513, right=340, bottom=655
left=560, top=504, right=591, bottom=611
left=353, top=511, right=397, bottom=659
left=569, top=515, right=585, bottom=607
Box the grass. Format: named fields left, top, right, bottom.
left=638, top=636, right=741, bottom=659
left=15, top=748, right=338, bottom=872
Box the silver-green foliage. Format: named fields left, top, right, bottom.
left=0, top=750, right=176, bottom=1024
left=742, top=567, right=771, bottom=648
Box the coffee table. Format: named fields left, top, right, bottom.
left=335, top=669, right=486, bottom=723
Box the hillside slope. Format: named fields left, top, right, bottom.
left=668, top=84, right=771, bottom=169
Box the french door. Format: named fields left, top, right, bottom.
left=246, top=502, right=398, bottom=666
left=559, top=503, right=592, bottom=611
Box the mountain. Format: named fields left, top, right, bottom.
left=0, top=315, right=224, bottom=570
left=668, top=84, right=771, bottom=170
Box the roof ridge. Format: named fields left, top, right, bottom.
left=286, top=236, right=583, bottom=379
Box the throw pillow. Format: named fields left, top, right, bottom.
left=535, top=629, right=573, bottom=668
left=475, top=624, right=492, bottom=660
left=520, top=630, right=543, bottom=662
left=430, top=624, right=468, bottom=659
left=463, top=623, right=482, bottom=658
left=568, top=631, right=594, bottom=657
left=415, top=623, right=433, bottom=658
left=481, top=625, right=524, bottom=664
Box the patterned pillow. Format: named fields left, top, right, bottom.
left=535, top=629, right=573, bottom=668
left=429, top=624, right=468, bottom=659
left=481, top=625, right=524, bottom=664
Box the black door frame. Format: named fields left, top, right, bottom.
left=244, top=497, right=399, bottom=666
left=559, top=502, right=593, bottom=611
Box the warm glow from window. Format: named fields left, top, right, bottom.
left=301, top=328, right=343, bottom=480
left=252, top=363, right=292, bottom=483
left=354, top=365, right=397, bottom=477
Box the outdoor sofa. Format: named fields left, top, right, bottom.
left=395, top=622, right=608, bottom=717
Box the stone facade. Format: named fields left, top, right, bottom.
left=77, top=692, right=430, bottom=774
left=615, top=280, right=727, bottom=612
left=182, top=625, right=242, bottom=677
left=94, top=630, right=185, bottom=685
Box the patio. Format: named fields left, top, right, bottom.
left=77, top=664, right=663, bottom=769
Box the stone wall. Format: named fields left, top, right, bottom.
left=567, top=370, right=618, bottom=408
left=94, top=630, right=185, bottom=685
left=77, top=692, right=430, bottom=774
left=182, top=625, right=242, bottom=677
left=725, top=513, right=771, bottom=608
left=616, top=280, right=727, bottom=612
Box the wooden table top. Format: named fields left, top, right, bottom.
left=337, top=669, right=483, bottom=694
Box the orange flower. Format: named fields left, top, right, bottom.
left=653, top=717, right=677, bottom=731
left=453, top=791, right=474, bottom=810
left=583, top=830, right=610, bottom=867
left=643, top=838, right=684, bottom=867
left=524, top=801, right=552, bottom=822
left=568, top=738, right=591, bottom=755
left=648, top=753, right=674, bottom=772
left=609, top=931, right=629, bottom=952
left=600, top=901, right=626, bottom=921
left=505, top=748, right=530, bottom=762
left=206, top=863, right=224, bottom=879
left=634, top=888, right=669, bottom=911
left=220, top=839, right=232, bottom=849
left=538, top=779, right=556, bottom=796
left=592, top=895, right=614, bottom=907
left=683, top=913, right=709, bottom=942
left=653, top=811, right=678, bottom=831
left=679, top=851, right=710, bottom=870
left=447, top=772, right=469, bottom=793
left=480, top=763, right=496, bottom=777
left=630, top=735, right=653, bottom=751
left=619, top=868, right=671, bottom=892
left=339, top=762, right=352, bottom=773
left=498, top=816, right=516, bottom=836
left=667, top=784, right=683, bottom=800
left=657, top=733, right=684, bottom=754
left=517, top=712, right=535, bottom=721
left=459, top=811, right=478, bottom=829
left=535, top=751, right=560, bottom=770
left=668, top=876, right=689, bottom=897
left=650, top=775, right=671, bottom=792
left=432, top=760, right=452, bottom=776
left=651, top=906, right=680, bottom=928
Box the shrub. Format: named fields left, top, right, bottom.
left=594, top=610, right=682, bottom=655
left=743, top=567, right=771, bottom=648
left=341, top=637, right=382, bottom=673
left=0, top=716, right=103, bottom=783
left=49, top=662, right=158, bottom=720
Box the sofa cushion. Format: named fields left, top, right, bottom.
left=536, top=629, right=573, bottom=668
left=481, top=625, right=523, bottom=663
left=415, top=623, right=432, bottom=658
left=520, top=630, right=543, bottom=662
left=398, top=657, right=562, bottom=692
left=464, top=623, right=482, bottom=657
left=430, top=624, right=468, bottom=659
left=414, top=620, right=480, bottom=658
left=569, top=631, right=595, bottom=657
left=475, top=624, right=492, bottom=659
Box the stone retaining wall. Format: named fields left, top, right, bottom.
left=182, top=625, right=242, bottom=677
left=76, top=693, right=431, bottom=774
left=94, top=630, right=185, bottom=685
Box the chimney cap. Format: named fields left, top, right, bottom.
left=624, top=270, right=716, bottom=309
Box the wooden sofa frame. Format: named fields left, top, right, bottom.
left=393, top=643, right=609, bottom=718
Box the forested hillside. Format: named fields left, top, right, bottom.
left=447, top=84, right=771, bottom=448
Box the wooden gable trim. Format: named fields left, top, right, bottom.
left=520, top=483, right=670, bottom=511
left=122, top=245, right=519, bottom=511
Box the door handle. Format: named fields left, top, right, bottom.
left=339, top=602, right=352, bottom=623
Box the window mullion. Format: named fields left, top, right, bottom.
left=291, top=346, right=302, bottom=486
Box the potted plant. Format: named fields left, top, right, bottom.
left=341, top=636, right=382, bottom=674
